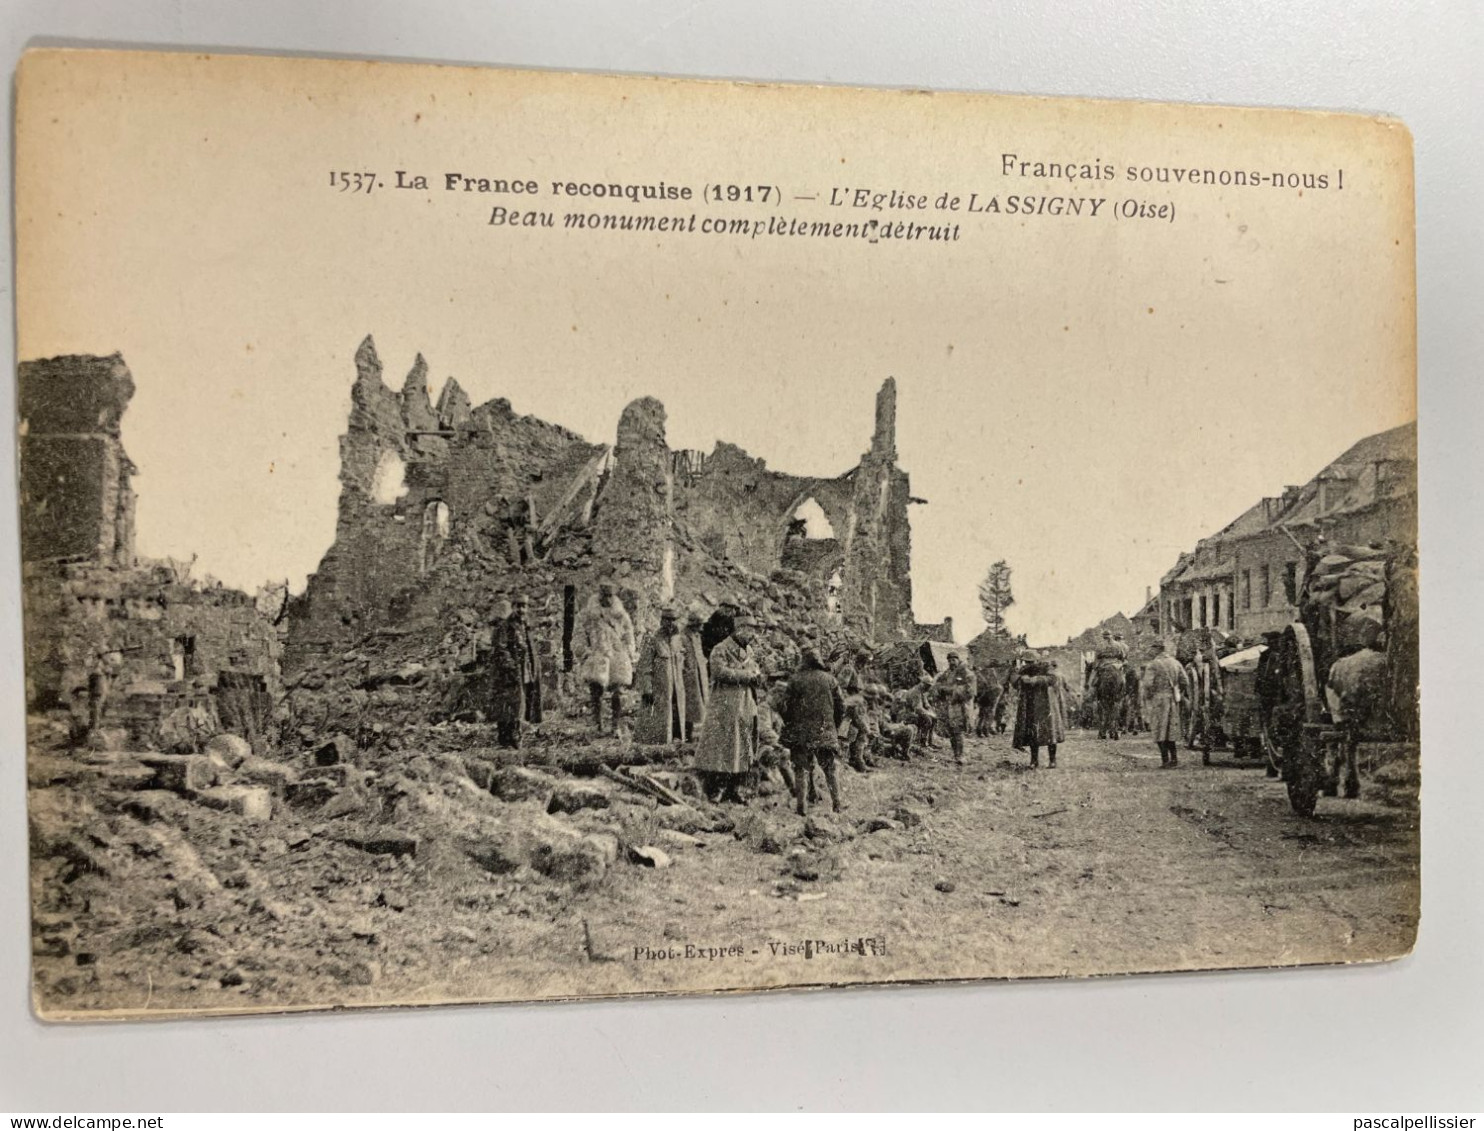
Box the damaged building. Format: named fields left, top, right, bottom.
left=19, top=354, right=282, bottom=750
left=282, top=336, right=924, bottom=733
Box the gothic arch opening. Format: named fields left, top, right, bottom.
left=420, top=500, right=450, bottom=573
left=789, top=496, right=836, bottom=540
left=370, top=450, right=408, bottom=505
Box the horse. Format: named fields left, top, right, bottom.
left=1323, top=646, right=1388, bottom=800
left=1092, top=661, right=1127, bottom=739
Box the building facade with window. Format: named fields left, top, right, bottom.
left=1156, top=422, right=1416, bottom=642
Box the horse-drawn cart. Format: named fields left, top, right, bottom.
left=1216, top=643, right=1266, bottom=761
left=1261, top=538, right=1418, bottom=816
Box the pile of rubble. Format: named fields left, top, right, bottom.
left=283, top=550, right=873, bottom=752
left=26, top=697, right=774, bottom=1011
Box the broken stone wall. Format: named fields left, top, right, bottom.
left=674, top=382, right=913, bottom=643
left=285, top=337, right=603, bottom=668
left=18, top=354, right=137, bottom=565
left=22, top=559, right=284, bottom=747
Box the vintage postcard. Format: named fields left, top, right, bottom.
left=13, top=49, right=1418, bottom=1019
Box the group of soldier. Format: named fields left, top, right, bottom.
left=1083, top=628, right=1234, bottom=767
left=477, top=585, right=1042, bottom=817
left=476, top=586, right=1255, bottom=816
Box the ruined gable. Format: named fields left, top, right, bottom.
left=286, top=337, right=603, bottom=662
left=672, top=381, right=914, bottom=643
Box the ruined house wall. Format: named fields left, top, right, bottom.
left=23, top=560, right=283, bottom=741
left=18, top=354, right=137, bottom=565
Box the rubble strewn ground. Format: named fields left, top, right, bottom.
left=28, top=712, right=1420, bottom=1017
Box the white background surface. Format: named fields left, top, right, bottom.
left=1, top=0, right=1480, bottom=1112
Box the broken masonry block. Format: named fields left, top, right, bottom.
left=627, top=845, right=672, bottom=869
left=462, top=758, right=496, bottom=792
left=195, top=785, right=273, bottom=821
left=204, top=733, right=252, bottom=769
left=339, top=829, right=418, bottom=858
left=298, top=763, right=361, bottom=788
left=140, top=753, right=220, bottom=795
left=490, top=765, right=552, bottom=802
left=236, top=756, right=299, bottom=795
left=314, top=733, right=356, bottom=766
left=284, top=778, right=338, bottom=810
left=318, top=787, right=371, bottom=821
left=546, top=782, right=612, bottom=815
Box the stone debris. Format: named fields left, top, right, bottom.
left=142, top=754, right=220, bottom=796
left=546, top=782, right=612, bottom=815
left=627, top=845, right=673, bottom=869
left=204, top=734, right=252, bottom=770
left=194, top=786, right=272, bottom=821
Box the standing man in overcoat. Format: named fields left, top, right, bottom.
left=1143, top=639, right=1189, bottom=767
left=1012, top=655, right=1066, bottom=767
left=635, top=603, right=686, bottom=745
left=488, top=597, right=530, bottom=748
left=679, top=604, right=710, bottom=742
left=574, top=580, right=637, bottom=736
left=693, top=609, right=763, bottom=804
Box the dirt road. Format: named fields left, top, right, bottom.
left=31, top=726, right=1420, bottom=1015
left=417, top=730, right=1421, bottom=1005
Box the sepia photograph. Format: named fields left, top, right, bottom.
left=14, top=48, right=1419, bottom=1020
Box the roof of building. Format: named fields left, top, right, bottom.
left=1160, top=421, right=1416, bottom=590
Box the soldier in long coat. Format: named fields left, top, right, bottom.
left=679, top=605, right=710, bottom=742
left=1047, top=659, right=1072, bottom=743
left=574, top=581, right=636, bottom=735
left=693, top=611, right=762, bottom=804
left=1011, top=657, right=1065, bottom=767
left=635, top=604, right=686, bottom=745
left=1142, top=640, right=1190, bottom=767
left=488, top=598, right=535, bottom=748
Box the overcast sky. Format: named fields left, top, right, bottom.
left=16, top=53, right=1415, bottom=644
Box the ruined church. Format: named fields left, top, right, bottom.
left=284, top=336, right=921, bottom=686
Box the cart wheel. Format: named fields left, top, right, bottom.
left=1275, top=624, right=1324, bottom=816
